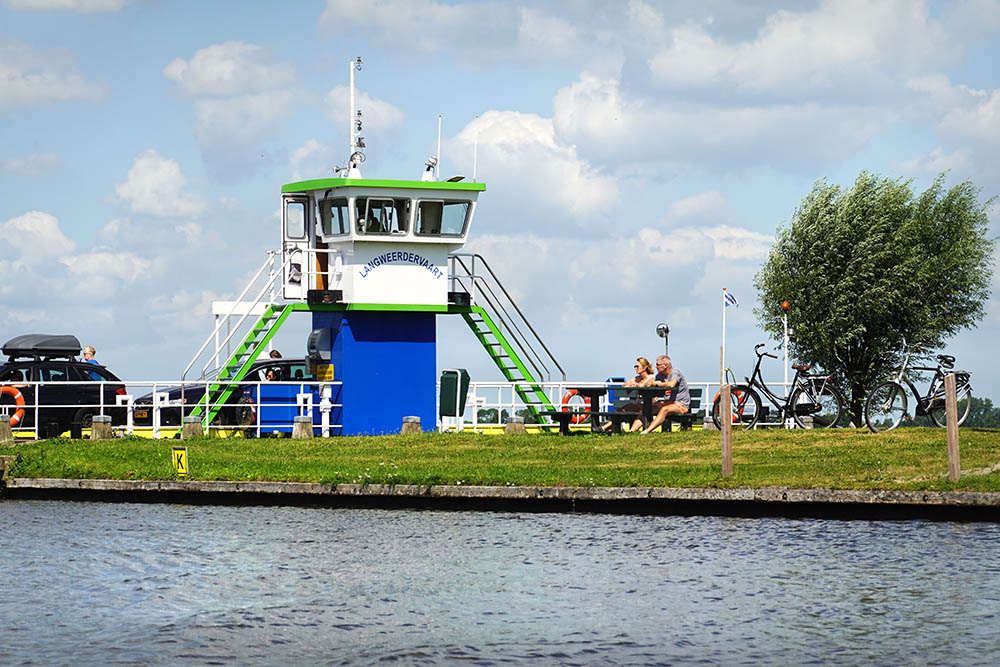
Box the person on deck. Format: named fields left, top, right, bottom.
left=82, top=346, right=102, bottom=380
left=635, top=354, right=690, bottom=434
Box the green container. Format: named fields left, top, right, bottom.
left=439, top=369, right=470, bottom=417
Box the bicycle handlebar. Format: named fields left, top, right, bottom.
left=764, top=353, right=778, bottom=359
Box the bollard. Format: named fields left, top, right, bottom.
left=401, top=416, right=421, bottom=434
left=90, top=415, right=113, bottom=441
left=292, top=415, right=314, bottom=438
left=505, top=415, right=527, bottom=435
left=945, top=373, right=960, bottom=482
left=0, top=414, right=13, bottom=445
left=721, top=384, right=733, bottom=478
left=182, top=415, right=204, bottom=439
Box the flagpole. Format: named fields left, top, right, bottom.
left=721, top=288, right=727, bottom=389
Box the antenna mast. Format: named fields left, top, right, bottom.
left=347, top=56, right=364, bottom=178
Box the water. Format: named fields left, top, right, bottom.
left=2, top=501, right=998, bottom=665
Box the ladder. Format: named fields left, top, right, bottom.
left=188, top=303, right=294, bottom=424
left=449, top=254, right=564, bottom=419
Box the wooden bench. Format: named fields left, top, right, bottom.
left=662, top=387, right=704, bottom=431
left=539, top=410, right=641, bottom=435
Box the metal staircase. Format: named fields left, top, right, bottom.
left=188, top=303, right=293, bottom=423
left=448, top=253, right=564, bottom=419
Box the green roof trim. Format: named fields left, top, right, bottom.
left=282, top=178, right=486, bottom=194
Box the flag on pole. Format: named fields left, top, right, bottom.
left=724, top=291, right=739, bottom=308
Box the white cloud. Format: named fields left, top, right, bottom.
left=552, top=72, right=894, bottom=170
left=290, top=139, right=325, bottom=182
left=163, top=42, right=294, bottom=98
left=450, top=111, right=618, bottom=223
left=61, top=251, right=152, bottom=281
left=1, top=0, right=127, bottom=11
left=164, top=42, right=297, bottom=148
left=325, top=86, right=405, bottom=133
left=112, top=150, right=207, bottom=218
left=664, top=191, right=726, bottom=225
left=0, top=211, right=75, bottom=264
left=0, top=152, right=60, bottom=175
left=646, top=0, right=957, bottom=101
left=0, top=41, right=104, bottom=110
left=897, top=147, right=973, bottom=176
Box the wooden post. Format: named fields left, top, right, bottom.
left=505, top=415, right=527, bottom=434
left=291, top=416, right=313, bottom=438
left=721, top=384, right=733, bottom=477
left=0, top=414, right=13, bottom=445
left=945, top=373, right=960, bottom=482
left=182, top=415, right=204, bottom=439
left=401, top=416, right=421, bottom=434
left=90, top=415, right=113, bottom=440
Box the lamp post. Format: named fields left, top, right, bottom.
left=656, top=323, right=669, bottom=356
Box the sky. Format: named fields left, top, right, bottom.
left=2, top=0, right=999, bottom=400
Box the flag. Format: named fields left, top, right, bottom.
left=724, top=291, right=739, bottom=308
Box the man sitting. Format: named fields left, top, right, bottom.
left=634, top=354, right=690, bottom=434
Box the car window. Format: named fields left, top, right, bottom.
left=0, top=367, right=28, bottom=382
left=289, top=364, right=312, bottom=380
left=40, top=365, right=73, bottom=382
left=82, top=366, right=117, bottom=382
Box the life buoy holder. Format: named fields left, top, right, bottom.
left=1, top=385, right=26, bottom=427
left=560, top=389, right=591, bottom=424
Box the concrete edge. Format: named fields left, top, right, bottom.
left=4, top=477, right=1000, bottom=508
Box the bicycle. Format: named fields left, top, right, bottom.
left=864, top=340, right=972, bottom=433
left=711, top=343, right=845, bottom=430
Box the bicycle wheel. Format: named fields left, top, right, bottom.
left=711, top=384, right=762, bottom=430
left=927, top=378, right=972, bottom=428
left=789, top=383, right=843, bottom=428
left=865, top=381, right=907, bottom=433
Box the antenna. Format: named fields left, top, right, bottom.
left=436, top=114, right=442, bottom=180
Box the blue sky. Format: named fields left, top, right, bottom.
left=2, top=0, right=999, bottom=400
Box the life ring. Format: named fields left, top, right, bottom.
left=713, top=387, right=746, bottom=424
left=560, top=389, right=591, bottom=424
left=1, top=385, right=26, bottom=427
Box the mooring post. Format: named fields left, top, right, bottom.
left=721, top=384, right=733, bottom=477
left=401, top=416, right=421, bottom=434
left=505, top=415, right=526, bottom=435
left=0, top=414, right=13, bottom=445
left=945, top=373, right=960, bottom=482
left=182, top=415, right=204, bottom=439
left=90, top=415, right=113, bottom=441
left=292, top=416, right=313, bottom=438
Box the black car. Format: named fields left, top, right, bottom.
left=133, top=358, right=314, bottom=427
left=0, top=334, right=127, bottom=436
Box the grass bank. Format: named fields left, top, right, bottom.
left=3, top=428, right=999, bottom=492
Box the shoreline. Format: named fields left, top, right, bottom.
left=4, top=477, right=1000, bottom=521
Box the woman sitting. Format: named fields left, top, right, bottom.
left=603, top=357, right=655, bottom=432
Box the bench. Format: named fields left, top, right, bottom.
left=539, top=410, right=641, bottom=435
left=662, top=387, right=704, bottom=431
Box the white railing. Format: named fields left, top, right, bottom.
left=0, top=379, right=342, bottom=439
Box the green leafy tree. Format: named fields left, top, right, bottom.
left=908, top=396, right=1000, bottom=428
left=755, top=172, right=994, bottom=425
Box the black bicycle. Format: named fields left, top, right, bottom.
left=712, top=343, right=845, bottom=429
left=864, top=340, right=972, bottom=433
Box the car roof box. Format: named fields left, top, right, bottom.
left=3, top=334, right=82, bottom=360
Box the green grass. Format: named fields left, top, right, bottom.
left=3, top=428, right=1000, bottom=492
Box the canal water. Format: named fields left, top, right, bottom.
left=2, top=500, right=998, bottom=665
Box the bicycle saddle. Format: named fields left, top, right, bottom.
left=937, top=354, right=955, bottom=369
left=792, top=363, right=811, bottom=372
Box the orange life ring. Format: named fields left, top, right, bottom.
left=1, top=385, right=26, bottom=427
left=560, top=389, right=591, bottom=424
left=713, top=388, right=746, bottom=424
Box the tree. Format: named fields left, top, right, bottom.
left=755, top=172, right=994, bottom=425
left=908, top=396, right=1000, bottom=428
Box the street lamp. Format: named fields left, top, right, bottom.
left=656, top=323, right=669, bottom=356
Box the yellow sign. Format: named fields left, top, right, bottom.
left=172, top=447, right=188, bottom=476
left=316, top=363, right=334, bottom=381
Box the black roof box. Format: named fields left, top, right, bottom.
left=3, top=334, right=82, bottom=359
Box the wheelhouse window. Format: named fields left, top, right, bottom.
left=355, top=197, right=409, bottom=235
left=415, top=200, right=470, bottom=237
left=284, top=200, right=306, bottom=240
left=318, top=197, right=349, bottom=237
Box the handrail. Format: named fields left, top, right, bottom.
left=449, top=252, right=566, bottom=382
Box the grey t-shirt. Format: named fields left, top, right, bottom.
left=655, top=368, right=690, bottom=407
